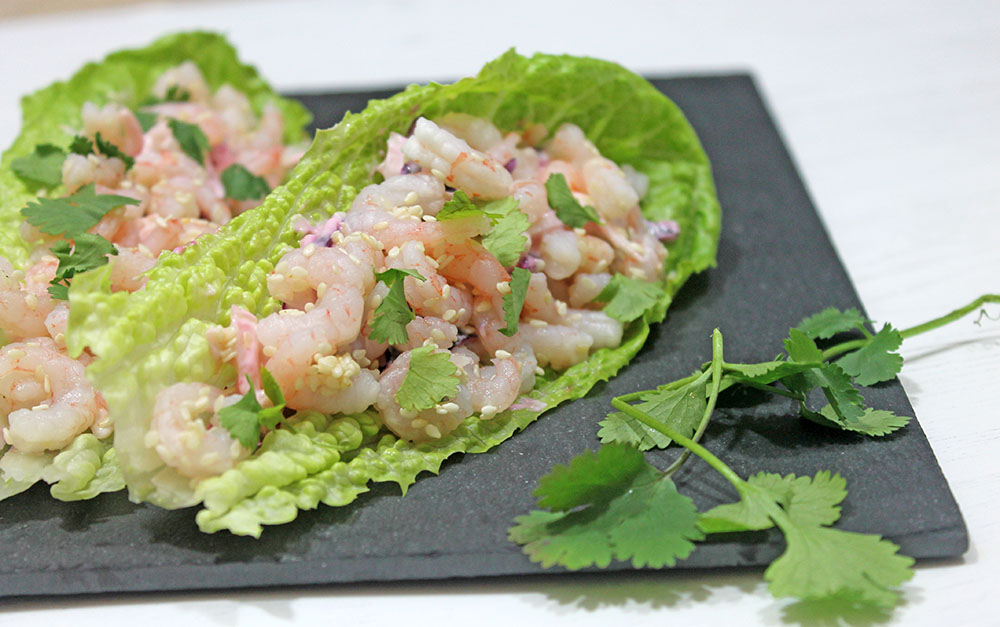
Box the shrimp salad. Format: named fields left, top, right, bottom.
left=1, top=41, right=721, bottom=535
left=0, top=34, right=308, bottom=499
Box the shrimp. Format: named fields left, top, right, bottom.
left=385, top=240, right=473, bottom=328
left=108, top=245, right=156, bottom=292
left=80, top=102, right=145, bottom=158
left=152, top=61, right=212, bottom=104
left=436, top=113, right=504, bottom=152
left=403, top=117, right=513, bottom=199
left=452, top=346, right=525, bottom=419
left=0, top=257, right=56, bottom=342
left=113, top=215, right=219, bottom=255
left=376, top=347, right=473, bottom=442
left=538, top=229, right=582, bottom=280
left=0, top=339, right=103, bottom=453
left=146, top=382, right=248, bottom=480
left=568, top=272, right=612, bottom=308
left=258, top=234, right=381, bottom=404
left=581, top=157, right=639, bottom=220
left=396, top=316, right=459, bottom=351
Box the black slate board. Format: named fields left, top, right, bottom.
left=0, top=75, right=968, bottom=599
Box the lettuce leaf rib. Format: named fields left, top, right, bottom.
left=68, top=49, right=721, bottom=527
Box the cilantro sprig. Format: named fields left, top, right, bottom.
left=438, top=191, right=530, bottom=267
left=218, top=368, right=287, bottom=449
left=544, top=173, right=602, bottom=228
left=395, top=344, right=460, bottom=412
left=511, top=294, right=1000, bottom=610
left=369, top=268, right=426, bottom=345
left=19, top=183, right=138, bottom=299
left=221, top=164, right=270, bottom=200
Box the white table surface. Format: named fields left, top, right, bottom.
left=1, top=1, right=997, bottom=624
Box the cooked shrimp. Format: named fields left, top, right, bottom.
left=568, top=272, right=612, bottom=308
left=146, top=382, right=248, bottom=480
left=62, top=152, right=127, bottom=194
left=376, top=347, right=473, bottom=442
left=0, top=339, right=103, bottom=453
left=81, top=102, right=145, bottom=157
left=403, top=117, right=513, bottom=199
left=396, top=316, right=459, bottom=351
left=581, top=157, right=639, bottom=220
left=386, top=240, right=473, bottom=328
left=0, top=257, right=56, bottom=342
left=152, top=61, right=211, bottom=103
left=108, top=245, right=156, bottom=292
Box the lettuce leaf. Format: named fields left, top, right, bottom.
left=68, top=50, right=721, bottom=527
left=0, top=31, right=311, bottom=268
left=0, top=31, right=310, bottom=501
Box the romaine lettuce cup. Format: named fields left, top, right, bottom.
left=0, top=32, right=311, bottom=500
left=66, top=50, right=721, bottom=535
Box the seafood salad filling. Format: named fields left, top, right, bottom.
left=0, top=62, right=303, bottom=470
left=167, top=113, right=680, bottom=482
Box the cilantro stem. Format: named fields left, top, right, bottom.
left=664, top=329, right=724, bottom=477
left=899, top=293, right=1000, bottom=339
left=734, top=379, right=806, bottom=401
left=820, top=293, right=1000, bottom=360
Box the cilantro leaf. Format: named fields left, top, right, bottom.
left=221, top=163, right=270, bottom=201
left=784, top=328, right=824, bottom=363
left=11, top=144, right=66, bottom=187
left=49, top=232, right=118, bottom=287
left=796, top=307, right=869, bottom=339
left=135, top=111, right=158, bottom=133
left=509, top=443, right=703, bottom=569
left=835, top=324, right=903, bottom=386
left=164, top=85, right=191, bottom=102
left=47, top=283, right=70, bottom=300
left=481, top=198, right=530, bottom=267
left=544, top=173, right=602, bottom=227
left=218, top=369, right=286, bottom=448
left=817, top=405, right=910, bottom=436
left=257, top=368, right=287, bottom=430
left=168, top=118, right=210, bottom=166
left=765, top=525, right=914, bottom=608
left=369, top=268, right=425, bottom=345
left=811, top=363, right=866, bottom=422
left=499, top=267, right=531, bottom=336
left=94, top=132, right=134, bottom=170
left=724, top=360, right=815, bottom=385
left=394, top=344, right=460, bottom=411
left=21, top=183, right=139, bottom=236
left=218, top=387, right=266, bottom=449
left=436, top=190, right=482, bottom=221
left=69, top=135, right=93, bottom=155
left=599, top=378, right=707, bottom=450
left=594, top=273, right=664, bottom=322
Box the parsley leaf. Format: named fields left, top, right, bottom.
left=394, top=344, right=460, bottom=411
left=544, top=173, right=602, bottom=227
left=835, top=324, right=903, bottom=386
left=221, top=164, right=270, bottom=201
left=21, top=183, right=139, bottom=236
left=94, top=132, right=134, bottom=170
left=481, top=197, right=530, bottom=267
left=218, top=369, right=286, bottom=448
left=499, top=267, right=531, bottom=336
left=369, top=268, right=425, bottom=345
left=594, top=273, right=664, bottom=322
left=599, top=377, right=708, bottom=450
left=11, top=144, right=66, bottom=187
left=508, top=443, right=703, bottom=569
left=796, top=307, right=869, bottom=339
left=168, top=118, right=210, bottom=166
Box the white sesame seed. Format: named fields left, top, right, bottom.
left=495, top=349, right=512, bottom=359
left=529, top=319, right=548, bottom=327
left=496, top=281, right=511, bottom=294
left=535, top=366, right=545, bottom=376
left=404, top=192, right=419, bottom=205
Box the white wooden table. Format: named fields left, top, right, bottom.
left=1, top=1, right=997, bottom=624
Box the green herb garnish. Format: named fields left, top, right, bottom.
left=369, top=268, right=426, bottom=345
left=221, top=163, right=270, bottom=201
left=545, top=172, right=602, bottom=227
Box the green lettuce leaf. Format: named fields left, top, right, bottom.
left=0, top=31, right=311, bottom=268
left=0, top=32, right=310, bottom=501
left=68, top=49, right=721, bottom=526
left=0, top=433, right=123, bottom=501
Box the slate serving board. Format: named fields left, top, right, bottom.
left=0, top=75, right=967, bottom=599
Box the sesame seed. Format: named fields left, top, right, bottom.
left=480, top=404, right=498, bottom=419
left=404, top=192, right=419, bottom=204
left=495, top=349, right=512, bottom=359
left=425, top=424, right=442, bottom=439
left=442, top=309, right=457, bottom=322
left=263, top=345, right=277, bottom=357
left=475, top=301, right=492, bottom=313
left=535, top=366, right=545, bottom=375
left=373, top=221, right=389, bottom=231
left=422, top=214, right=437, bottom=222
left=496, top=281, right=511, bottom=294
left=529, top=319, right=548, bottom=327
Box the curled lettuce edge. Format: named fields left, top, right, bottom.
left=0, top=31, right=311, bottom=502
left=65, top=49, right=722, bottom=535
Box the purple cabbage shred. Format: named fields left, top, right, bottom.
left=650, top=219, right=681, bottom=242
